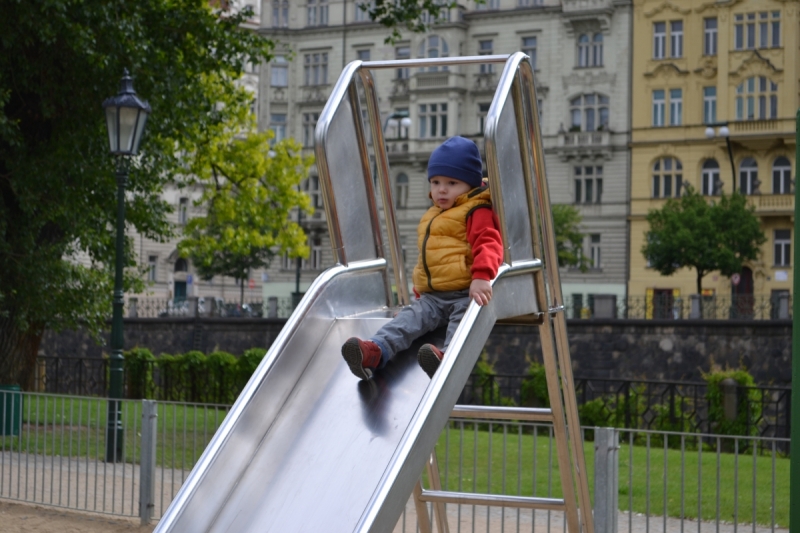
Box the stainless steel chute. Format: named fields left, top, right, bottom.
left=154, top=53, right=593, bottom=533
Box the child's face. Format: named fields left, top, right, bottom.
left=429, top=176, right=472, bottom=210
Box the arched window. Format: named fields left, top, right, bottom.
left=577, top=34, right=590, bottom=67
left=174, top=258, right=188, bottom=272
left=739, top=157, right=759, bottom=194
left=773, top=156, right=791, bottom=194
left=395, top=173, right=409, bottom=209
left=570, top=93, right=609, bottom=132
left=592, top=34, right=604, bottom=66
left=736, top=77, right=778, bottom=120
left=418, top=35, right=449, bottom=72
left=652, top=157, right=683, bottom=198
left=701, top=159, right=720, bottom=196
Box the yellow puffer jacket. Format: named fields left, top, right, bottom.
left=412, top=187, right=492, bottom=293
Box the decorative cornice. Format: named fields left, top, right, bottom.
left=644, top=62, right=690, bottom=78
left=643, top=1, right=691, bottom=18
left=729, top=50, right=783, bottom=81
left=693, top=58, right=718, bottom=79
left=694, top=0, right=744, bottom=15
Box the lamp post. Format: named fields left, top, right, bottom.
left=102, top=70, right=151, bottom=462
left=704, top=123, right=736, bottom=193
left=383, top=110, right=411, bottom=141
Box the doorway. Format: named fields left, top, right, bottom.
left=731, top=267, right=754, bottom=319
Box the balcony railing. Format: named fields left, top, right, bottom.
left=754, top=193, right=794, bottom=213
left=562, top=0, right=613, bottom=13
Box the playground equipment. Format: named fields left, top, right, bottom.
left=154, top=53, right=593, bottom=533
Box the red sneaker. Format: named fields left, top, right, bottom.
left=342, top=337, right=382, bottom=380
left=417, top=344, right=444, bottom=378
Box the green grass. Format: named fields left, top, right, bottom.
left=0, top=394, right=229, bottom=470
left=1, top=396, right=789, bottom=527
left=432, top=423, right=788, bottom=528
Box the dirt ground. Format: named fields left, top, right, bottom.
left=0, top=500, right=155, bottom=533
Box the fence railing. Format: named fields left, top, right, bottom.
left=34, top=357, right=792, bottom=442
left=564, top=294, right=792, bottom=320
left=0, top=391, right=788, bottom=531
left=124, top=296, right=295, bottom=319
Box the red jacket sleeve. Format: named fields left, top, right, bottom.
left=466, top=207, right=504, bottom=281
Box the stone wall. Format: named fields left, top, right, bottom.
left=41, top=318, right=792, bottom=385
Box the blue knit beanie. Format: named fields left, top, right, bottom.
left=427, top=136, right=483, bottom=189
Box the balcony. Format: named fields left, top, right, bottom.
left=556, top=130, right=612, bottom=161
left=269, top=87, right=288, bottom=102
left=562, top=0, right=613, bottom=13
left=472, top=72, right=498, bottom=95
left=752, top=193, right=794, bottom=216
left=412, top=71, right=466, bottom=93
left=300, top=85, right=330, bottom=105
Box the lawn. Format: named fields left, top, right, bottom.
left=1, top=395, right=789, bottom=527
left=432, top=421, right=788, bottom=528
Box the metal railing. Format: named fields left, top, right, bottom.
left=564, top=294, right=792, bottom=320
left=124, top=297, right=295, bottom=319
left=0, top=391, right=788, bottom=531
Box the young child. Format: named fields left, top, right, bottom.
left=341, top=136, right=504, bottom=380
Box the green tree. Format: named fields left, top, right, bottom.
left=178, top=128, right=314, bottom=305
left=0, top=0, right=273, bottom=387
left=642, top=186, right=766, bottom=296
left=359, top=1, right=483, bottom=43
left=551, top=204, right=588, bottom=270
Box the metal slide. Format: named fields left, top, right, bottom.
left=155, top=54, right=591, bottom=533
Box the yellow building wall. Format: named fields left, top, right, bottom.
left=630, top=0, right=798, bottom=300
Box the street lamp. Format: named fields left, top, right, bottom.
left=704, top=123, right=736, bottom=193
left=383, top=110, right=411, bottom=140
left=102, top=70, right=151, bottom=462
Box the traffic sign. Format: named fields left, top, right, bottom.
left=731, top=273, right=740, bottom=286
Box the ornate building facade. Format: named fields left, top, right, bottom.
left=629, top=0, right=798, bottom=318
left=258, top=0, right=632, bottom=316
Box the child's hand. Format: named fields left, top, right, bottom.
left=469, top=279, right=492, bottom=306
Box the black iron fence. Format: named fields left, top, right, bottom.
left=458, top=374, right=790, bottom=442
left=124, top=296, right=295, bottom=319
left=35, top=357, right=790, bottom=441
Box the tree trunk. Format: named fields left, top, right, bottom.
left=0, top=318, right=44, bottom=390
left=696, top=270, right=704, bottom=318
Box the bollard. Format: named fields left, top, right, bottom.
left=594, top=427, right=619, bottom=533
left=129, top=297, right=138, bottom=318
left=690, top=294, right=701, bottom=319
left=140, top=400, right=158, bottom=525
left=721, top=377, right=738, bottom=421
left=267, top=296, right=278, bottom=318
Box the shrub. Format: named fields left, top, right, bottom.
left=206, top=351, right=238, bottom=404
left=704, top=368, right=761, bottom=438
left=123, top=347, right=155, bottom=399
left=520, top=360, right=549, bottom=408
left=236, top=348, right=267, bottom=390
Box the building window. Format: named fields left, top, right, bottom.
left=272, top=0, right=288, bottom=28
left=178, top=197, right=189, bottom=225
left=593, top=34, right=604, bottom=66
left=270, top=55, right=288, bottom=87
left=307, top=0, right=328, bottom=26
left=570, top=93, right=609, bottom=132
left=669, top=88, right=682, bottom=126
left=478, top=103, right=491, bottom=134
left=303, top=112, right=319, bottom=147
left=574, top=166, right=603, bottom=204
left=774, top=229, right=791, bottom=266
left=476, top=0, right=499, bottom=8
left=670, top=21, right=683, bottom=57
left=478, top=40, right=493, bottom=73
left=270, top=114, right=287, bottom=143
left=589, top=234, right=601, bottom=269
left=773, top=156, right=791, bottom=194
left=704, top=17, right=718, bottom=55
left=518, top=0, right=543, bottom=6
left=309, top=237, right=324, bottom=270
left=653, top=22, right=666, bottom=59
left=303, top=53, right=328, bottom=86
left=735, top=11, right=781, bottom=50
left=701, top=159, right=720, bottom=196
left=521, top=36, right=537, bottom=70
left=652, top=90, right=665, bottom=126
left=418, top=35, right=449, bottom=72
left=739, top=157, right=758, bottom=195
left=395, top=173, right=409, bottom=209
left=703, top=87, right=717, bottom=124
left=577, top=34, right=590, bottom=67
left=148, top=255, right=158, bottom=282
left=652, top=157, right=683, bottom=198
left=303, top=175, right=322, bottom=213
left=736, top=76, right=778, bottom=120
left=419, top=103, right=447, bottom=138
left=395, top=45, right=410, bottom=79
left=354, top=1, right=373, bottom=22
left=356, top=49, right=371, bottom=62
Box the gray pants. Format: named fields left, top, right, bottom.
left=370, top=290, right=470, bottom=367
